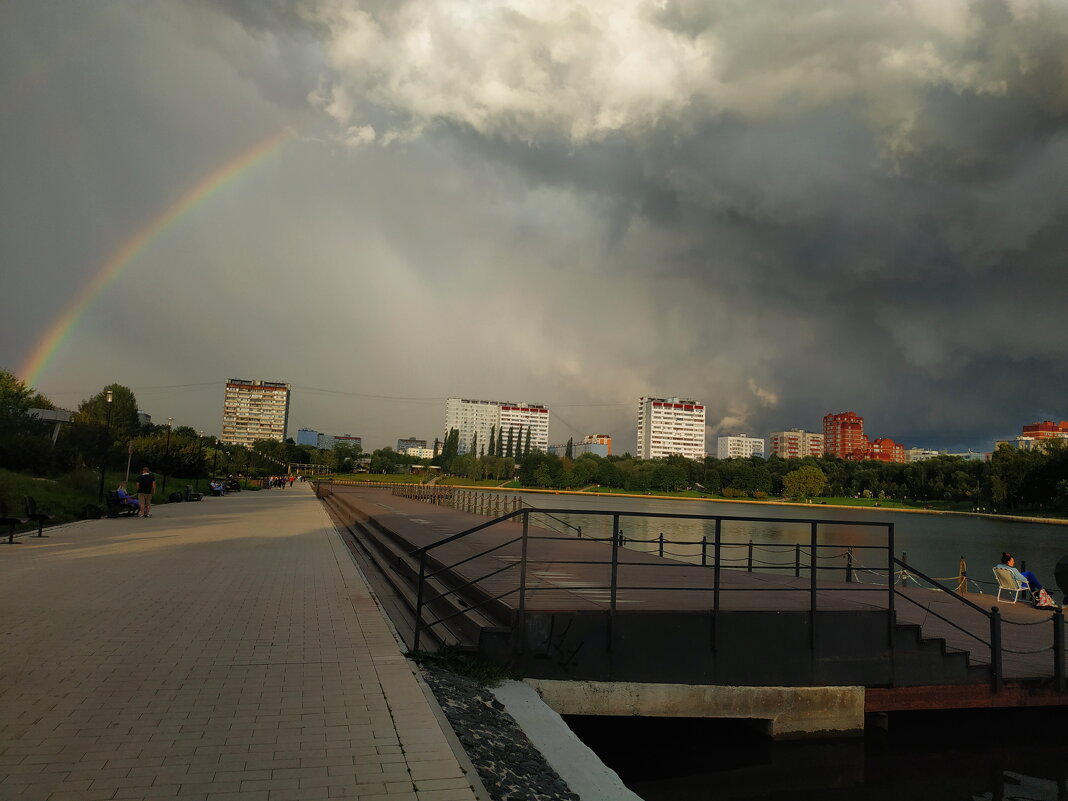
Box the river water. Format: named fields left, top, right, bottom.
left=511, top=492, right=1068, bottom=596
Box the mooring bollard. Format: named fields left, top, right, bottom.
left=747, top=540, right=754, bottom=572
left=658, top=533, right=665, bottom=558
left=846, top=548, right=854, bottom=583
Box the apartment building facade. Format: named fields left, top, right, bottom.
left=716, top=434, right=766, bottom=459
left=637, top=397, right=706, bottom=460
left=444, top=397, right=550, bottom=455
left=220, top=378, right=291, bottom=447
left=822, top=411, right=868, bottom=459
left=768, top=429, right=825, bottom=459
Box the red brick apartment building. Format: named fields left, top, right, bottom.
left=823, top=412, right=868, bottom=459
left=822, top=411, right=905, bottom=462
left=1022, top=420, right=1068, bottom=439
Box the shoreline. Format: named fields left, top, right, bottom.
left=439, top=483, right=1068, bottom=527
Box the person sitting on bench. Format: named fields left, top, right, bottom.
left=116, top=483, right=140, bottom=513
left=209, top=479, right=225, bottom=497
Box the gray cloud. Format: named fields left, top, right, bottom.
left=4, top=0, right=1068, bottom=454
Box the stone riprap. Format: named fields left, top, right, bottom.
left=420, top=669, right=579, bottom=801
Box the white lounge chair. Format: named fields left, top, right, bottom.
left=993, top=566, right=1032, bottom=604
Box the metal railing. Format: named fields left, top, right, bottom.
left=405, top=507, right=1066, bottom=691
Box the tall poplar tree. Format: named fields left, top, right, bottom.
left=488, top=426, right=496, bottom=457
left=565, top=437, right=574, bottom=460
left=505, top=427, right=514, bottom=458
left=524, top=429, right=532, bottom=458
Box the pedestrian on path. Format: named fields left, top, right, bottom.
left=136, top=466, right=156, bottom=517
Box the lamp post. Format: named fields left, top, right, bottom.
left=212, top=441, right=219, bottom=481
left=195, top=431, right=204, bottom=491
left=162, top=417, right=173, bottom=496
left=96, top=390, right=114, bottom=503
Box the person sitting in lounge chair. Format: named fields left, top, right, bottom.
left=996, top=552, right=1043, bottom=592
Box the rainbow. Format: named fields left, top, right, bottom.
left=18, top=128, right=294, bottom=387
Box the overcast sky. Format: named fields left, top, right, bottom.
left=4, top=0, right=1068, bottom=454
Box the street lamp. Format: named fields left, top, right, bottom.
left=96, top=390, right=114, bottom=503
left=195, top=431, right=204, bottom=491
left=162, top=417, right=173, bottom=496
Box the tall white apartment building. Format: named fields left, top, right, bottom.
left=221, top=378, right=291, bottom=447
left=444, top=398, right=550, bottom=455
left=768, top=429, right=824, bottom=459
left=637, top=397, right=705, bottom=460
left=499, top=403, right=549, bottom=453
left=716, top=434, right=766, bottom=459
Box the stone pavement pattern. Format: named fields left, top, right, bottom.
left=0, top=484, right=479, bottom=801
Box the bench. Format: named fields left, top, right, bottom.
left=24, top=495, right=54, bottom=536
left=0, top=499, right=26, bottom=545
left=184, top=485, right=203, bottom=502
left=104, top=491, right=139, bottom=518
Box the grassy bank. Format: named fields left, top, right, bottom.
left=0, top=468, right=236, bottom=532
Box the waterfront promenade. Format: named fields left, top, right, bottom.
left=0, top=484, right=482, bottom=801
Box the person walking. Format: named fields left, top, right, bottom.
left=136, top=466, right=156, bottom=518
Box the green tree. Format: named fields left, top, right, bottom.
left=505, top=427, right=514, bottom=459
left=782, top=465, right=827, bottom=499
left=0, top=369, right=55, bottom=471
left=524, top=428, right=532, bottom=458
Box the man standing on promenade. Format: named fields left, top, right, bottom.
left=136, top=466, right=156, bottom=518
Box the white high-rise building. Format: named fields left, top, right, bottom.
left=637, top=397, right=705, bottom=460
left=221, top=378, right=290, bottom=447
left=768, top=429, right=824, bottom=459
left=717, top=434, right=766, bottom=459
left=444, top=398, right=550, bottom=456
left=498, top=403, right=549, bottom=454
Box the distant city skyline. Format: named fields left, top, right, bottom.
left=5, top=3, right=1068, bottom=457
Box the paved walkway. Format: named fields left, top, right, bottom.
left=0, top=484, right=481, bottom=801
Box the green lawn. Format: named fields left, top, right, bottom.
left=318, top=473, right=425, bottom=484
left=437, top=477, right=511, bottom=487
left=0, top=467, right=223, bottom=532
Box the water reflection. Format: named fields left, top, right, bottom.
left=564, top=708, right=1068, bottom=801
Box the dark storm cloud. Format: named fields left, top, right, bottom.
left=207, top=0, right=1068, bottom=447
left=6, top=0, right=1068, bottom=451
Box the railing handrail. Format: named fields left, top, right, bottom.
left=892, top=556, right=992, bottom=618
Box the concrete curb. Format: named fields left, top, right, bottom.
left=491, top=681, right=643, bottom=801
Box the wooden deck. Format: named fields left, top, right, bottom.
left=327, top=486, right=1067, bottom=684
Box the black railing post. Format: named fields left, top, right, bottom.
left=900, top=551, right=908, bottom=587
left=517, top=510, right=530, bottom=656
left=658, top=533, right=665, bottom=558
left=1054, top=610, right=1065, bottom=692
left=747, top=540, right=754, bottom=572
left=794, top=543, right=801, bottom=577
left=712, top=519, right=722, bottom=652
left=887, top=523, right=896, bottom=686
left=846, top=548, right=854, bottom=583
left=809, top=521, right=818, bottom=650
left=990, top=606, right=1003, bottom=692
left=701, top=536, right=708, bottom=567
left=609, top=513, right=620, bottom=652
left=413, top=553, right=427, bottom=653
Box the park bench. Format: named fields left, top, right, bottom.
left=104, top=491, right=138, bottom=518
left=24, top=495, right=54, bottom=536
left=184, top=485, right=203, bottom=502
left=0, top=499, right=26, bottom=545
